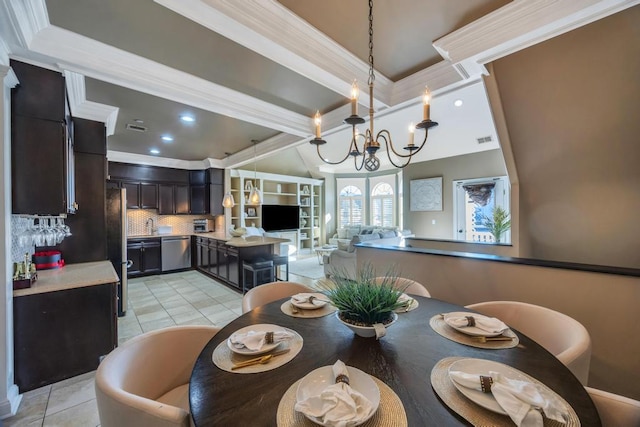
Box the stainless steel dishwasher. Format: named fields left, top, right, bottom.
left=161, top=236, right=191, bottom=272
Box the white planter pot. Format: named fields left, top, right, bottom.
left=336, top=311, right=398, bottom=339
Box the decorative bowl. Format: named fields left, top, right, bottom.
left=336, top=311, right=398, bottom=338
left=229, top=227, right=246, bottom=237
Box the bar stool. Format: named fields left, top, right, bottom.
left=242, top=259, right=274, bottom=294
left=269, top=254, right=289, bottom=281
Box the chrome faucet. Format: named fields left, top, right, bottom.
left=146, top=218, right=155, bottom=235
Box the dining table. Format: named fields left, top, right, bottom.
left=189, top=295, right=600, bottom=426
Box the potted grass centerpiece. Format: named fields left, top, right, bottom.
left=321, top=264, right=408, bottom=339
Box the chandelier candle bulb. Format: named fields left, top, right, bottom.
left=351, top=80, right=359, bottom=116
left=314, top=111, right=322, bottom=138
left=423, top=88, right=431, bottom=121
left=408, top=123, right=415, bottom=146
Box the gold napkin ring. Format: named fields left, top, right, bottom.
left=265, top=331, right=274, bottom=344
left=465, top=316, right=476, bottom=327
left=335, top=374, right=350, bottom=385
left=480, top=375, right=493, bottom=393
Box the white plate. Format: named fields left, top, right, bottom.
left=296, top=365, right=380, bottom=426
left=290, top=293, right=328, bottom=310
left=443, top=312, right=508, bottom=337
left=226, top=323, right=284, bottom=355
left=448, top=358, right=533, bottom=415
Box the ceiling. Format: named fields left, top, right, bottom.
left=0, top=0, right=632, bottom=174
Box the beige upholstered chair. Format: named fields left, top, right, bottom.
left=465, top=301, right=592, bottom=385
left=585, top=386, right=640, bottom=427
left=373, top=277, right=431, bottom=297
left=242, top=281, right=314, bottom=313
left=95, top=325, right=220, bottom=427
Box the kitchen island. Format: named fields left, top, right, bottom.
left=193, top=232, right=290, bottom=291
left=13, top=261, right=118, bottom=392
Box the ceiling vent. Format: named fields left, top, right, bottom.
left=476, top=135, right=493, bottom=144
left=126, top=123, right=148, bottom=132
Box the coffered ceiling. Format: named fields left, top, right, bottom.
left=0, top=0, right=635, bottom=174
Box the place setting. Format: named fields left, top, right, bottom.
left=212, top=323, right=304, bottom=373
left=394, top=293, right=419, bottom=313
left=277, top=360, right=407, bottom=427
left=431, top=356, right=580, bottom=426
left=281, top=292, right=338, bottom=318
left=429, top=311, right=520, bottom=349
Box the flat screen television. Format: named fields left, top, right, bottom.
left=262, top=204, right=300, bottom=231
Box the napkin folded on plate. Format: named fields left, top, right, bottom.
left=230, top=330, right=293, bottom=351
left=291, top=293, right=323, bottom=305
left=449, top=370, right=568, bottom=427
left=443, top=312, right=508, bottom=334
left=295, top=360, right=375, bottom=427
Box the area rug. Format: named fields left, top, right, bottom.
left=288, top=256, right=325, bottom=280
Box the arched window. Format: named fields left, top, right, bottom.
left=371, top=183, right=394, bottom=227
left=339, top=185, right=363, bottom=227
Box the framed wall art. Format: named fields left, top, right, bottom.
left=410, top=177, right=443, bottom=211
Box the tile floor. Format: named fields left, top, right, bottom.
left=3, top=265, right=316, bottom=427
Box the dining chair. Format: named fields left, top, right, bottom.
left=465, top=301, right=592, bottom=385
left=373, top=276, right=431, bottom=297
left=95, top=325, right=220, bottom=427
left=585, top=386, right=640, bottom=426
left=242, top=281, right=314, bottom=313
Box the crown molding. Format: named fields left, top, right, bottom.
left=30, top=26, right=311, bottom=137
left=106, top=150, right=211, bottom=170
left=0, top=0, right=49, bottom=49
left=434, top=0, right=639, bottom=79
left=391, top=61, right=463, bottom=107
left=64, top=71, right=119, bottom=135
left=155, top=0, right=392, bottom=109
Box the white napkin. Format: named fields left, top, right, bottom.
left=230, top=330, right=293, bottom=351
left=295, top=360, right=375, bottom=427
left=443, top=312, right=508, bottom=334
left=291, top=293, right=323, bottom=305
left=450, top=370, right=568, bottom=427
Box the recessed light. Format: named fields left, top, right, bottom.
left=161, top=135, right=174, bottom=142
left=180, top=114, right=195, bottom=123
left=454, top=99, right=463, bottom=107
left=134, top=119, right=144, bottom=123
left=150, top=148, right=160, bottom=155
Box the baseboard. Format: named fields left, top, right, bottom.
left=0, top=384, right=22, bottom=420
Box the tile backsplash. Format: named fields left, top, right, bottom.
left=127, top=210, right=221, bottom=236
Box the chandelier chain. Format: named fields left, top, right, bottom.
left=367, top=0, right=375, bottom=86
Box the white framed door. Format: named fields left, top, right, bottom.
left=453, top=176, right=510, bottom=243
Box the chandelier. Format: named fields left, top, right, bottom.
left=310, top=0, right=438, bottom=172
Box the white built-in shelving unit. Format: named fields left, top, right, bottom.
left=226, top=170, right=324, bottom=254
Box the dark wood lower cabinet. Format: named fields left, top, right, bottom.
left=14, top=283, right=117, bottom=392
left=127, top=238, right=161, bottom=278
left=195, top=236, right=272, bottom=291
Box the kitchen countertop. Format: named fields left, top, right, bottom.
left=127, top=232, right=290, bottom=247
left=14, top=261, right=119, bottom=297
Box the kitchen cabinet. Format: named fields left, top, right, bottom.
left=11, top=60, right=75, bottom=215
left=127, top=238, right=161, bottom=278
left=122, top=181, right=158, bottom=210
left=190, top=185, right=209, bottom=214
left=159, top=184, right=189, bottom=214
left=14, top=281, right=117, bottom=392
left=210, top=184, right=224, bottom=216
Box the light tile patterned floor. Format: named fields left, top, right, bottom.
left=3, top=266, right=317, bottom=426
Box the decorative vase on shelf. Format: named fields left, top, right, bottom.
left=276, top=184, right=282, bottom=193
left=300, top=218, right=307, bottom=227
left=245, top=180, right=253, bottom=191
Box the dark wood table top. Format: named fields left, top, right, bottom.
left=190, top=296, right=600, bottom=426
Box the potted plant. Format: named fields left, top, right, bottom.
left=482, top=206, right=511, bottom=243
left=320, top=264, right=407, bottom=339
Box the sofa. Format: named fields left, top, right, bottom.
left=323, top=226, right=412, bottom=280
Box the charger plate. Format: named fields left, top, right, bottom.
left=429, top=315, right=519, bottom=349
left=277, top=374, right=407, bottom=427
left=280, top=300, right=338, bottom=318
left=212, top=327, right=303, bottom=374
left=431, top=357, right=580, bottom=427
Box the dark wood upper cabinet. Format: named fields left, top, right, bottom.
left=209, top=168, right=224, bottom=185
left=189, top=170, right=208, bottom=185
left=175, top=185, right=190, bottom=214
left=11, top=60, right=65, bottom=122
left=140, top=183, right=158, bottom=209
left=11, top=116, right=67, bottom=214
left=210, top=184, right=223, bottom=216
left=123, top=182, right=140, bottom=209
left=190, top=185, right=209, bottom=215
